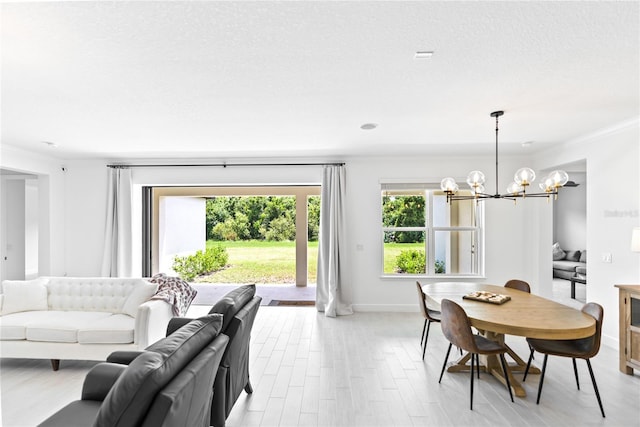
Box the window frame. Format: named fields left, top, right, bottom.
left=380, top=183, right=485, bottom=279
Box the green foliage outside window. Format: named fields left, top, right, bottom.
left=395, top=249, right=446, bottom=274
left=172, top=245, right=229, bottom=281
left=396, top=249, right=426, bottom=274
left=205, top=196, right=320, bottom=242
left=382, top=195, right=425, bottom=243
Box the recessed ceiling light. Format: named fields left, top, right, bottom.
left=360, top=123, right=378, bottom=130
left=41, top=141, right=58, bottom=148
left=414, top=51, right=434, bottom=59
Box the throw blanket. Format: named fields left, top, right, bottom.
left=149, top=273, right=198, bottom=316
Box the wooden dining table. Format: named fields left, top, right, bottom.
left=420, top=282, right=596, bottom=397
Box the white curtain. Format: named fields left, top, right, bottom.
left=101, top=167, right=132, bottom=277
left=316, top=165, right=353, bottom=317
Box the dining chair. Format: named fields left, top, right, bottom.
left=504, top=279, right=531, bottom=293
left=416, top=282, right=441, bottom=360
left=438, top=299, right=514, bottom=410
left=523, top=302, right=605, bottom=418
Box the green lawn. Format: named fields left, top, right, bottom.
left=194, top=239, right=424, bottom=282
left=197, top=240, right=318, bottom=284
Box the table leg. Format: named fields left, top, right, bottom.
left=571, top=278, right=576, bottom=299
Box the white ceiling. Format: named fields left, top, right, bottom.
left=1, top=1, right=638, bottom=161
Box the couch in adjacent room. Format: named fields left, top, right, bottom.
left=552, top=243, right=587, bottom=281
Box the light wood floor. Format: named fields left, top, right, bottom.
left=2, top=286, right=638, bottom=426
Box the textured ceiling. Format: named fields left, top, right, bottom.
left=1, top=1, right=638, bottom=160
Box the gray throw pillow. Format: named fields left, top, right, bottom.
left=579, top=250, right=587, bottom=263
left=552, top=242, right=566, bottom=261
left=565, top=250, right=581, bottom=262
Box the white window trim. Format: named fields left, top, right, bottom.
left=380, top=183, right=485, bottom=279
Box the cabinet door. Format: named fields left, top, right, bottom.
left=630, top=327, right=640, bottom=367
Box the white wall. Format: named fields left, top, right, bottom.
left=25, top=179, right=39, bottom=278
left=0, top=145, right=64, bottom=276
left=534, top=119, right=640, bottom=347
left=1, top=178, right=26, bottom=280
left=553, top=172, right=587, bottom=250
left=159, top=196, right=206, bottom=274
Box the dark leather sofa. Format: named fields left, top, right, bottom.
left=165, top=284, right=262, bottom=427
left=38, top=314, right=229, bottom=427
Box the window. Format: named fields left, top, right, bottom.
left=381, top=183, right=484, bottom=277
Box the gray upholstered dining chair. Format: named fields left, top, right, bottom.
left=438, top=299, right=514, bottom=410
left=504, top=279, right=531, bottom=293
left=523, top=302, right=605, bottom=418
left=416, top=282, right=441, bottom=360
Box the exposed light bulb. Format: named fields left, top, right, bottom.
left=514, top=168, right=536, bottom=186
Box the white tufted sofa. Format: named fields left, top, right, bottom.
left=0, top=277, right=174, bottom=370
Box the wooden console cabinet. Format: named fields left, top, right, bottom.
left=615, top=284, right=640, bottom=374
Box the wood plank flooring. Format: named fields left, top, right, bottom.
left=2, top=304, right=639, bottom=426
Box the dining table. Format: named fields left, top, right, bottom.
left=420, top=282, right=596, bottom=397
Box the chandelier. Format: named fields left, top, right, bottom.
left=440, top=110, right=569, bottom=203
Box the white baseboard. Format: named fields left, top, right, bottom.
left=352, top=304, right=418, bottom=313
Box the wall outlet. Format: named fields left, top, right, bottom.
left=601, top=252, right=612, bottom=263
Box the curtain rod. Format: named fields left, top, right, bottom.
left=107, top=162, right=345, bottom=169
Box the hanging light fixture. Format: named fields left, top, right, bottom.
left=440, top=110, right=569, bottom=203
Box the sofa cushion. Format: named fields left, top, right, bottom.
left=0, top=311, right=56, bottom=340
left=122, top=283, right=158, bottom=317
left=565, top=250, right=581, bottom=262
left=552, top=260, right=583, bottom=272
left=579, top=250, right=587, bottom=263
left=552, top=242, right=566, bottom=261
left=95, top=314, right=223, bottom=427
left=25, top=311, right=113, bottom=343
left=208, top=284, right=256, bottom=331
left=78, top=314, right=135, bottom=344
left=1, top=278, right=49, bottom=315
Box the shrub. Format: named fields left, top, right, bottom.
left=260, top=216, right=296, bottom=241
left=211, top=213, right=250, bottom=241
left=435, top=259, right=446, bottom=274
left=172, top=245, right=229, bottom=281
left=396, top=249, right=426, bottom=274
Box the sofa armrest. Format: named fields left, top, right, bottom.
left=166, top=317, right=194, bottom=336
left=81, top=363, right=128, bottom=401
left=106, top=351, right=144, bottom=365
left=134, top=299, right=173, bottom=348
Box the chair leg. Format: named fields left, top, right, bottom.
left=536, top=354, right=549, bottom=405
left=420, top=319, right=428, bottom=346
left=499, top=354, right=514, bottom=402
left=586, top=359, right=605, bottom=418
left=523, top=348, right=534, bottom=382
left=439, top=343, right=453, bottom=383
left=470, top=352, right=475, bottom=410
left=422, top=320, right=432, bottom=360
left=475, top=354, right=480, bottom=379
left=572, top=358, right=580, bottom=390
